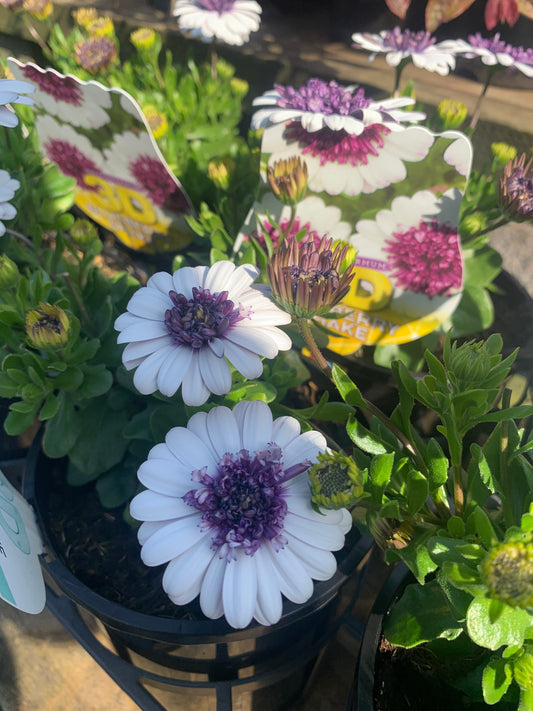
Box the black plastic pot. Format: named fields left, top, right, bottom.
left=24, top=437, right=372, bottom=711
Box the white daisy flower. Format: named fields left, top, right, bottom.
left=446, top=33, right=533, bottom=77
left=114, top=261, right=292, bottom=406
left=262, top=121, right=435, bottom=197
left=238, top=194, right=354, bottom=250
left=0, top=169, right=20, bottom=236
left=251, top=78, right=426, bottom=134
left=173, top=0, right=262, bottom=47
left=129, top=400, right=352, bottom=628
left=0, top=76, right=35, bottom=128
left=8, top=60, right=112, bottom=130
left=351, top=27, right=457, bottom=76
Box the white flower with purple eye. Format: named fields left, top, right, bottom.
left=0, top=77, right=35, bottom=128
left=351, top=188, right=463, bottom=299
left=114, top=261, right=292, bottom=406
left=172, top=0, right=262, bottom=46
left=9, top=61, right=112, bottom=129
left=129, top=400, right=352, bottom=629
left=448, top=33, right=533, bottom=77
left=251, top=78, right=426, bottom=134
left=351, top=27, right=457, bottom=76
left=0, top=169, right=20, bottom=235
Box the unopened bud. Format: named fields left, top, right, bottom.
left=26, top=302, right=70, bottom=349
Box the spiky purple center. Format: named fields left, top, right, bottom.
left=164, top=286, right=246, bottom=349
left=384, top=219, right=462, bottom=297
left=22, top=66, right=82, bottom=105
left=184, top=446, right=309, bottom=555
left=43, top=139, right=99, bottom=190
left=468, top=33, right=533, bottom=65
left=274, top=79, right=372, bottom=115
left=382, top=27, right=436, bottom=53
left=197, top=0, right=235, bottom=11
left=284, top=122, right=390, bottom=166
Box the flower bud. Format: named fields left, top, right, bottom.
left=309, top=450, right=364, bottom=510
left=230, top=77, right=249, bottom=98
left=72, top=7, right=98, bottom=26
left=437, top=99, right=467, bottom=130
left=267, top=156, right=308, bottom=207
left=267, top=232, right=356, bottom=318
left=87, top=16, right=115, bottom=38
left=74, top=37, right=117, bottom=74
left=499, top=153, right=533, bottom=222
left=22, top=0, right=52, bottom=20
left=481, top=535, right=533, bottom=610
left=130, top=27, right=157, bottom=52
left=26, top=302, right=70, bottom=349
left=69, top=218, right=99, bottom=247
left=215, top=58, right=235, bottom=79
left=491, top=142, right=517, bottom=167
left=0, top=254, right=19, bottom=288
left=143, top=105, right=168, bottom=139
left=208, top=157, right=235, bottom=191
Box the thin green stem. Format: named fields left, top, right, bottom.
left=469, top=67, right=499, bottom=130
left=297, top=318, right=330, bottom=375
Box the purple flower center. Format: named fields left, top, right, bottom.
left=275, top=79, right=372, bottom=115
left=164, top=286, right=248, bottom=349
left=197, top=0, right=235, bottom=12
left=44, top=138, right=100, bottom=190
left=284, top=122, right=390, bottom=166
left=75, top=37, right=117, bottom=73
left=22, top=66, right=82, bottom=105
left=384, top=219, right=462, bottom=297
left=184, top=446, right=310, bottom=556
left=468, top=33, right=533, bottom=65
left=382, top=27, right=436, bottom=53
left=130, top=155, right=182, bottom=208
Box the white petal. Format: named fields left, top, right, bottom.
left=265, top=544, right=313, bottom=603
left=137, top=458, right=195, bottom=497
left=140, top=517, right=208, bottom=567
left=122, top=336, right=173, bottom=368
left=117, top=319, right=169, bottom=344
left=223, top=340, right=263, bottom=379
left=271, top=416, right=301, bottom=448
left=147, top=271, right=174, bottom=294
left=129, top=489, right=194, bottom=521
left=205, top=405, right=241, bottom=459
left=198, top=347, right=232, bottom=395
left=156, top=344, right=193, bottom=396
left=137, top=520, right=169, bottom=545
left=165, top=425, right=217, bottom=472
left=181, top=354, right=210, bottom=406
left=283, top=511, right=346, bottom=551
left=282, top=430, right=326, bottom=470
left=222, top=548, right=257, bottom=629
left=200, top=552, right=227, bottom=619
left=162, top=537, right=215, bottom=605
left=133, top=345, right=177, bottom=394
left=285, top=533, right=337, bottom=581
left=224, top=326, right=279, bottom=358
left=171, top=266, right=201, bottom=297
left=239, top=400, right=273, bottom=452
left=254, top=545, right=283, bottom=625
left=126, top=288, right=171, bottom=319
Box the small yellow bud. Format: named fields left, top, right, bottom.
left=87, top=16, right=115, bottom=38
left=207, top=158, right=235, bottom=191
left=72, top=7, right=99, bottom=27
left=230, top=77, right=248, bottom=98
left=437, top=99, right=468, bottom=130
left=69, top=219, right=99, bottom=247
left=481, top=536, right=533, bottom=610
left=267, top=156, right=308, bottom=206
left=26, top=303, right=70, bottom=349
left=22, top=0, right=52, bottom=20
left=130, top=27, right=157, bottom=52
left=491, top=142, right=517, bottom=166
left=143, top=105, right=168, bottom=140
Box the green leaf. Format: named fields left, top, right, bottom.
left=369, top=452, right=395, bottom=504
left=406, top=468, right=428, bottom=515
left=346, top=415, right=389, bottom=455
left=51, top=367, right=84, bottom=391
left=77, top=364, right=113, bottom=399
left=43, top=393, right=83, bottom=458
left=476, top=405, right=533, bottom=424
left=331, top=364, right=366, bottom=407
left=482, top=657, right=513, bottom=704
left=39, top=392, right=60, bottom=421
left=469, top=506, right=497, bottom=549
left=426, top=437, right=449, bottom=490
left=384, top=579, right=463, bottom=648
left=3, top=406, right=39, bottom=436
left=467, top=597, right=532, bottom=650
left=514, top=650, right=533, bottom=693
left=95, top=461, right=138, bottom=509
left=449, top=285, right=494, bottom=338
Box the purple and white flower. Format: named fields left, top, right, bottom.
left=114, top=261, right=292, bottom=406
left=351, top=188, right=463, bottom=298
left=448, top=33, right=533, bottom=77
left=130, top=400, right=352, bottom=628
left=0, top=77, right=35, bottom=128
left=251, top=78, right=426, bottom=134
left=172, top=0, right=262, bottom=46
left=351, top=27, right=457, bottom=76
left=263, top=120, right=434, bottom=196
left=0, top=169, right=20, bottom=235
left=34, top=114, right=105, bottom=190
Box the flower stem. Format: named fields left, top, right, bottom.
left=297, top=318, right=330, bottom=376
left=469, top=67, right=498, bottom=130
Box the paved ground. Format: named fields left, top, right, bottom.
left=1, top=1, right=533, bottom=710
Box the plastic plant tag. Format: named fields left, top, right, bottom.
left=8, top=59, right=195, bottom=255
left=0, top=468, right=45, bottom=614
left=238, top=122, right=472, bottom=354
